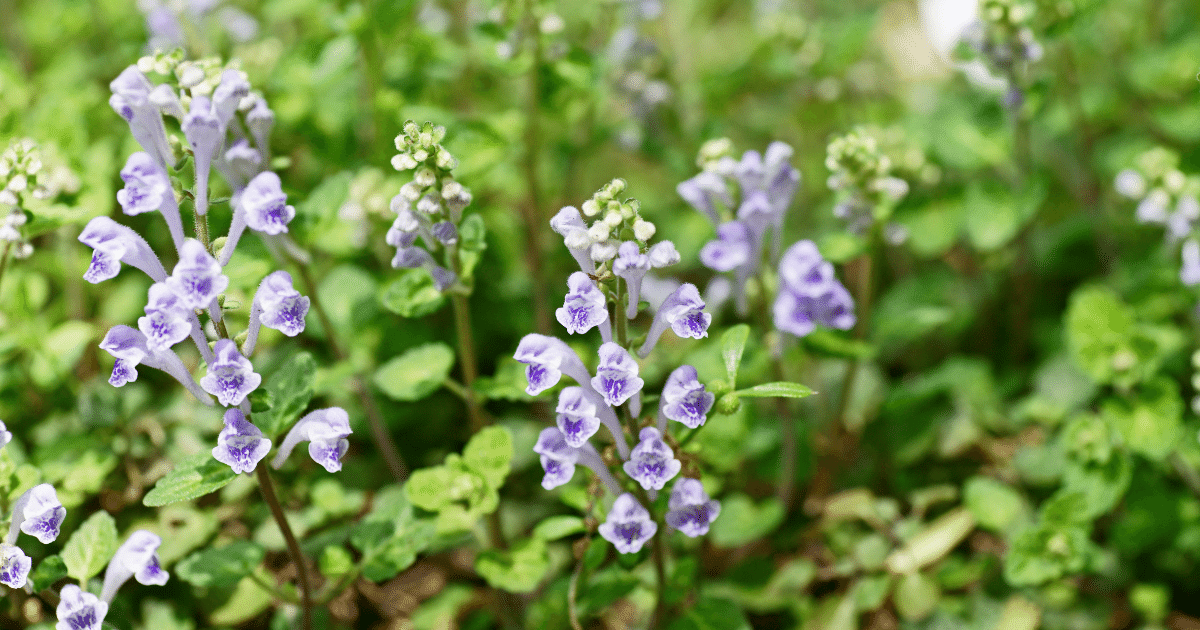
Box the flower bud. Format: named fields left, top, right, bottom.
left=633, top=219, right=656, bottom=241
left=581, top=199, right=600, bottom=217
left=717, top=392, right=741, bottom=415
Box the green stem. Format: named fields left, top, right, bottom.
left=448, top=244, right=488, bottom=434
left=518, top=0, right=553, bottom=335
left=255, top=465, right=311, bottom=630
left=0, top=241, right=12, bottom=299
left=294, top=263, right=409, bottom=482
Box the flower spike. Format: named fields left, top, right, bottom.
left=212, top=409, right=272, bottom=474
left=598, top=493, right=657, bottom=554
left=271, top=408, right=352, bottom=472
left=637, top=283, right=711, bottom=358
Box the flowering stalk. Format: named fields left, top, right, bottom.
left=255, top=465, right=312, bottom=630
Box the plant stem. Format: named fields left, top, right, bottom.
left=293, top=263, right=409, bottom=482
left=0, top=241, right=11, bottom=298
left=451, top=290, right=487, bottom=434
left=255, top=465, right=311, bottom=630
left=518, top=0, right=553, bottom=335
left=649, top=507, right=669, bottom=630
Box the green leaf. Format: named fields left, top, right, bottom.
left=734, top=382, right=815, bottom=399
left=176, top=541, right=266, bottom=588
left=475, top=536, right=549, bottom=593
left=380, top=269, right=446, bottom=318
left=1100, top=377, right=1183, bottom=461
left=721, top=325, right=750, bottom=388
left=1004, top=524, right=1094, bottom=586
left=532, top=515, right=585, bottom=541
left=256, top=352, right=316, bottom=437
left=708, top=494, right=785, bottom=547
left=352, top=486, right=436, bottom=582
left=578, top=568, right=640, bottom=615
left=406, top=466, right=454, bottom=512
left=893, top=572, right=940, bottom=621
left=143, top=452, right=239, bottom=507
left=964, top=477, right=1027, bottom=533
left=471, top=358, right=533, bottom=402
left=457, top=214, right=488, bottom=280
left=62, top=511, right=117, bottom=583
left=1065, top=286, right=1160, bottom=388
left=29, top=555, right=67, bottom=592
left=462, top=426, right=513, bottom=489
left=802, top=328, right=876, bottom=359
left=373, top=342, right=456, bottom=401
left=667, top=597, right=752, bottom=630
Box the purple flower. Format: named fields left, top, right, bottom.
left=659, top=365, right=715, bottom=430
left=598, top=493, right=657, bottom=554
left=200, top=339, right=261, bottom=407
left=391, top=246, right=457, bottom=291
left=638, top=283, right=711, bottom=358
left=212, top=408, right=272, bottom=474
left=246, top=97, right=275, bottom=159
left=272, top=408, right=352, bottom=473
left=556, top=272, right=609, bottom=336
left=100, top=325, right=213, bottom=403
left=1183, top=239, right=1200, bottom=286
left=699, top=221, right=753, bottom=273
left=182, top=95, right=223, bottom=216
left=665, top=478, right=721, bottom=537
left=0, top=544, right=30, bottom=589
left=56, top=584, right=108, bottom=630
left=677, top=171, right=732, bottom=227
left=248, top=270, right=309, bottom=346
left=109, top=66, right=172, bottom=168
left=99, top=531, right=168, bottom=603
left=79, top=216, right=168, bottom=284
left=240, top=172, right=295, bottom=235
left=613, top=242, right=651, bottom=319
left=550, top=206, right=595, bottom=273
left=777, top=240, right=835, bottom=295
left=8, top=484, right=66, bottom=544
left=166, top=239, right=229, bottom=310
left=555, top=387, right=602, bottom=447
left=138, top=283, right=192, bottom=353
left=591, top=342, right=644, bottom=407
left=117, top=152, right=185, bottom=251
left=432, top=221, right=458, bottom=245
left=514, top=334, right=593, bottom=396
left=534, top=427, right=581, bottom=490
left=223, top=139, right=262, bottom=186
left=773, top=284, right=856, bottom=337
left=623, top=427, right=681, bottom=491
left=212, top=69, right=250, bottom=131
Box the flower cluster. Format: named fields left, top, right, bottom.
left=517, top=184, right=721, bottom=554
left=2, top=483, right=66, bottom=589
left=383, top=120, right=474, bottom=291
left=83, top=58, right=347, bottom=476
left=955, top=0, right=1043, bottom=108
left=55, top=530, right=169, bottom=630
left=1114, top=148, right=1200, bottom=286
left=825, top=129, right=910, bottom=235
left=0, top=139, right=79, bottom=260
left=773, top=240, right=856, bottom=337
left=139, top=0, right=259, bottom=52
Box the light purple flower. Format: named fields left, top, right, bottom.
left=212, top=69, right=250, bottom=130
left=514, top=334, right=593, bottom=396
left=99, top=531, right=168, bottom=603
left=432, top=221, right=458, bottom=245
left=623, top=427, right=681, bottom=491
left=550, top=206, right=595, bottom=273
left=665, top=478, right=721, bottom=537
left=79, top=216, right=168, bottom=284
left=555, top=387, right=602, bottom=448
left=240, top=172, right=295, bottom=235
left=246, top=97, right=275, bottom=159
left=638, top=283, right=711, bottom=358
left=613, top=242, right=651, bottom=319
left=1184, top=239, right=1200, bottom=286
left=8, top=484, right=66, bottom=544
left=534, top=427, right=581, bottom=490
left=272, top=408, right=352, bottom=472
left=117, top=152, right=185, bottom=251
left=391, top=246, right=457, bottom=291
left=556, top=272, right=609, bottom=336
left=212, top=409, right=272, bottom=474
left=659, top=365, right=715, bottom=430
left=200, top=339, right=261, bottom=407
left=0, top=544, right=30, bottom=589
left=591, top=342, right=643, bottom=407
left=248, top=270, right=309, bottom=346
left=223, top=139, right=262, bottom=187
left=777, top=240, right=836, bottom=295
left=109, top=66, right=172, bottom=168
left=57, top=584, right=108, bottom=630
left=598, top=493, right=657, bottom=554
left=773, top=284, right=856, bottom=337
left=699, top=221, right=753, bottom=273
left=166, top=239, right=229, bottom=310
left=677, top=171, right=732, bottom=227
left=0, top=420, right=11, bottom=451
left=182, top=95, right=223, bottom=217
left=138, top=283, right=192, bottom=353
left=646, top=241, right=680, bottom=268
left=99, top=325, right=213, bottom=403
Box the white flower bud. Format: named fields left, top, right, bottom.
left=442, top=181, right=464, bottom=199
left=414, top=168, right=436, bottom=187
left=588, top=223, right=611, bottom=243
left=1166, top=170, right=1187, bottom=194
left=7, top=174, right=26, bottom=192
left=391, top=153, right=418, bottom=171
left=603, top=211, right=623, bottom=227
left=435, top=149, right=457, bottom=170
left=9, top=211, right=26, bottom=226
left=178, top=65, right=205, bottom=89
left=1114, top=169, right=1146, bottom=199
left=633, top=219, right=656, bottom=241
left=590, top=241, right=618, bottom=262
left=412, top=149, right=428, bottom=162
left=14, top=242, right=32, bottom=258
left=581, top=199, right=600, bottom=217
left=400, top=182, right=423, bottom=202
left=564, top=230, right=592, bottom=250
left=0, top=224, right=19, bottom=242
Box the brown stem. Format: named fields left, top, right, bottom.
left=518, top=0, right=553, bottom=335
left=294, top=263, right=409, bottom=481
left=255, top=465, right=311, bottom=630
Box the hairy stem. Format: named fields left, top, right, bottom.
left=255, top=465, right=311, bottom=630
left=294, top=263, right=409, bottom=482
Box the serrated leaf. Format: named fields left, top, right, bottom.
left=475, top=536, right=549, bottom=593
left=405, top=466, right=454, bottom=512
left=462, top=426, right=512, bottom=488
left=380, top=269, right=446, bottom=318
left=176, top=541, right=266, bottom=588
left=373, top=343, right=456, bottom=401
left=721, top=325, right=750, bottom=388
left=143, top=452, right=238, bottom=507
left=735, top=382, right=815, bottom=399
left=29, top=555, right=67, bottom=592
left=256, top=352, right=316, bottom=437
left=62, top=511, right=117, bottom=583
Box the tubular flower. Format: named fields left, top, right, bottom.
left=79, top=216, right=168, bottom=284
left=623, top=427, right=682, bottom=491
left=56, top=584, right=108, bottom=630
left=556, top=272, right=610, bottom=337
left=8, top=484, right=66, bottom=544
left=212, top=408, right=272, bottom=474
left=99, top=530, right=168, bottom=603
left=598, top=493, right=657, bottom=554
left=658, top=365, right=715, bottom=430
left=590, top=342, right=644, bottom=407
left=555, top=387, right=602, bottom=448
left=665, top=478, right=721, bottom=537
left=272, top=408, right=352, bottom=472
left=0, top=544, right=30, bottom=589
left=638, top=283, right=711, bottom=358
left=200, top=339, right=261, bottom=407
